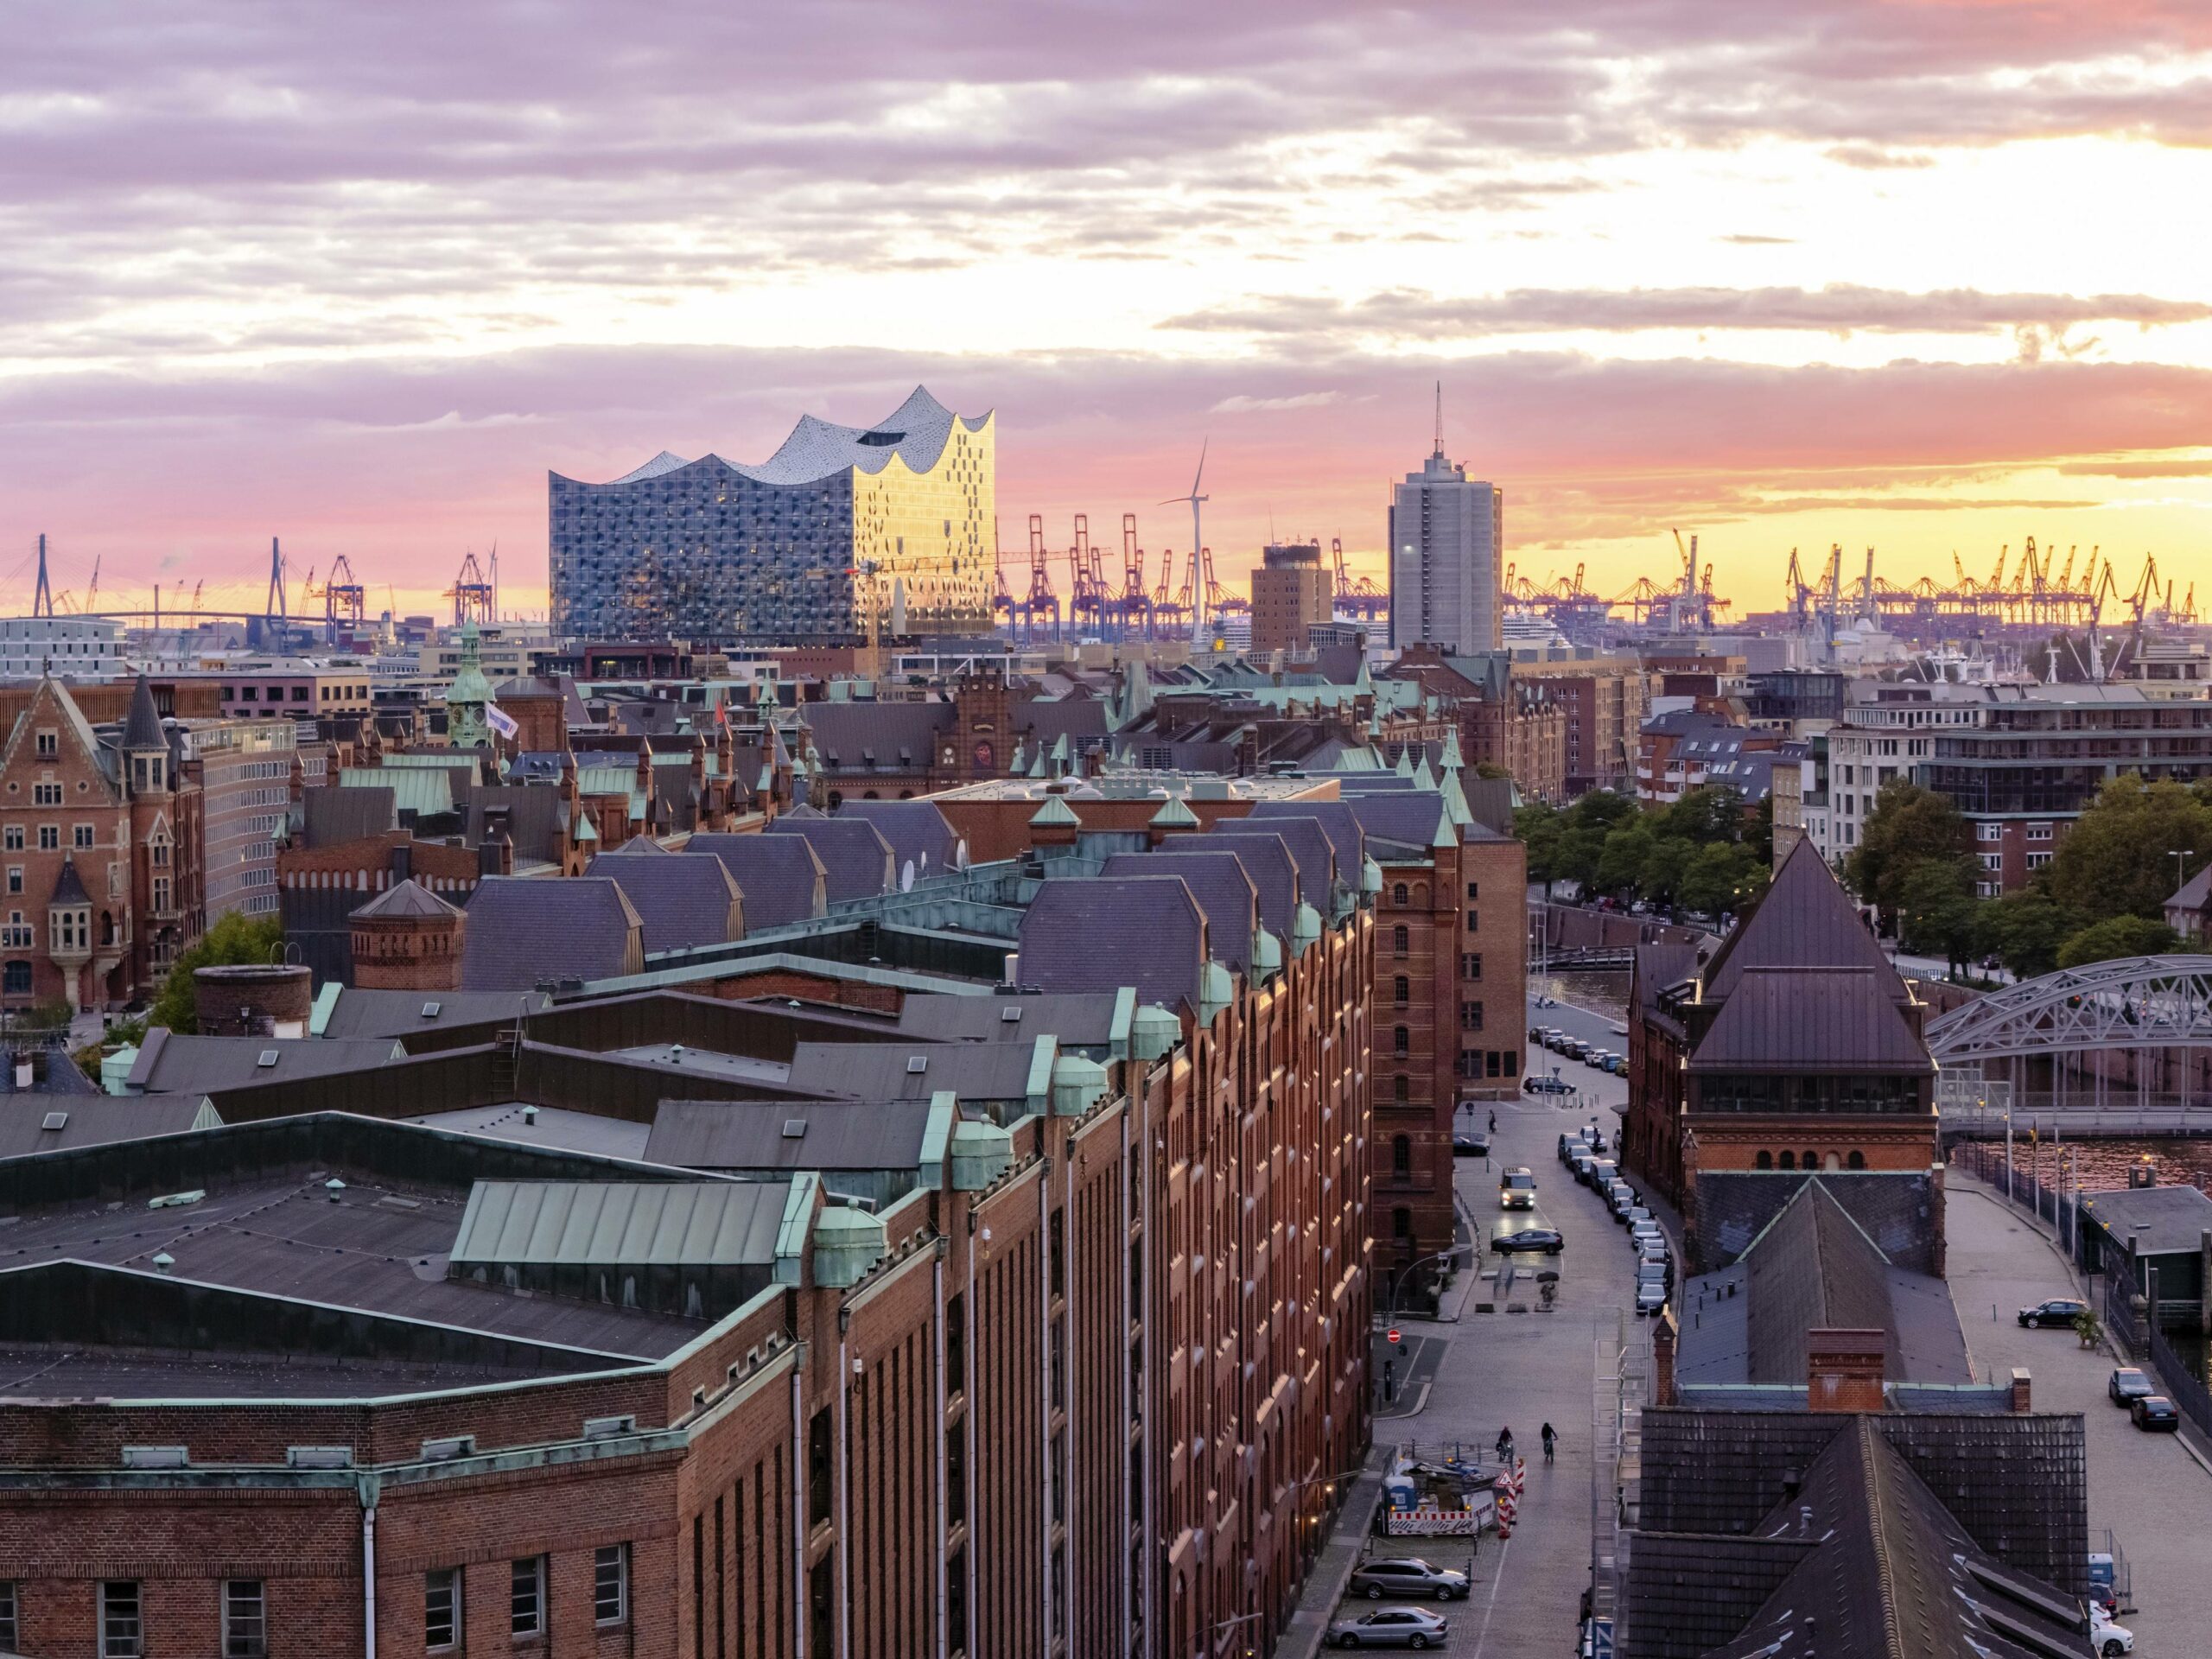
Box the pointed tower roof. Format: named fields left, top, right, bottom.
left=122, top=676, right=165, bottom=750
left=1411, top=754, right=1436, bottom=790
left=1151, top=794, right=1200, bottom=829
left=1438, top=728, right=1465, bottom=771
left=49, top=856, right=91, bottom=908
left=1031, top=793, right=1080, bottom=828
left=1394, top=747, right=1414, bottom=779
left=1702, top=837, right=1910, bottom=1006
left=355, top=877, right=462, bottom=919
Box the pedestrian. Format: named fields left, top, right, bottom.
left=1488, top=1108, right=1497, bottom=1135
left=1541, top=1422, right=1557, bottom=1463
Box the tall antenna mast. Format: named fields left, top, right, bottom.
left=1433, top=381, right=1443, bottom=456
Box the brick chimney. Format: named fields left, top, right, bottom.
left=1928, top=1163, right=1948, bottom=1279
left=1650, top=1306, right=1679, bottom=1407
left=2008, top=1367, right=2032, bottom=1413
left=1806, top=1328, right=1886, bottom=1414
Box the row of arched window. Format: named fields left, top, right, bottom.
left=1755, top=1150, right=1866, bottom=1172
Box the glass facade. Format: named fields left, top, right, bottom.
left=550, top=392, right=995, bottom=644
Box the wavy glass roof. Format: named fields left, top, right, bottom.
left=573, top=386, right=987, bottom=489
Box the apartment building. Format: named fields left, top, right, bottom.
left=1813, top=679, right=2212, bottom=893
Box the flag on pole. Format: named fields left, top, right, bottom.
left=485, top=702, right=518, bottom=740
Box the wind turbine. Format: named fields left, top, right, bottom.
left=1160, top=441, right=1210, bottom=641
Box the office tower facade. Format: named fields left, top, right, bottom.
left=550, top=387, right=995, bottom=644
left=1248, top=540, right=1334, bottom=655
left=1388, top=445, right=1503, bottom=655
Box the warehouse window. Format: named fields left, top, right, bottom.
left=1392, top=1135, right=1411, bottom=1180
left=101, top=1581, right=142, bottom=1658
left=424, top=1569, right=461, bottom=1649
left=510, top=1556, right=544, bottom=1637
left=594, top=1545, right=629, bottom=1626
left=0, top=1583, right=16, bottom=1654
left=223, top=1580, right=266, bottom=1658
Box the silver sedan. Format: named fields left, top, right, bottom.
left=1326, top=1605, right=1451, bottom=1649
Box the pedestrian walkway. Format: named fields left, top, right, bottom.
left=1275, top=1446, right=1389, bottom=1659
left=1947, top=1167, right=2212, bottom=1649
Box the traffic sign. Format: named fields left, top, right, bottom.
left=1386, top=1327, right=1401, bottom=1345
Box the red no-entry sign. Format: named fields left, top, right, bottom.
left=1386, top=1328, right=1401, bottom=1345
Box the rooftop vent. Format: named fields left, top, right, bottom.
left=1000, top=1007, right=1023, bottom=1023
left=421, top=1001, right=442, bottom=1018
left=121, top=1446, right=189, bottom=1470
left=418, top=1435, right=475, bottom=1463
left=286, top=1446, right=354, bottom=1469
left=782, top=1119, right=807, bottom=1139
left=40, top=1110, right=67, bottom=1131
left=906, top=1055, right=928, bottom=1075
left=582, top=1414, right=638, bottom=1441
left=256, top=1049, right=279, bottom=1068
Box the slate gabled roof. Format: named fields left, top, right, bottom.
left=1249, top=800, right=1366, bottom=880
left=461, top=877, right=644, bottom=990
left=645, top=1097, right=936, bottom=1173
left=764, top=816, right=894, bottom=903
left=1702, top=836, right=1909, bottom=1006
left=1103, top=853, right=1258, bottom=970
left=1343, top=790, right=1455, bottom=857
left=303, top=785, right=398, bottom=848
left=1017, top=877, right=1206, bottom=1011
left=1739, top=1180, right=1902, bottom=1383
left=1162, top=832, right=1299, bottom=938
left=685, top=834, right=827, bottom=931
left=837, top=799, right=963, bottom=881
left=589, top=851, right=745, bottom=954
left=1690, top=967, right=1932, bottom=1075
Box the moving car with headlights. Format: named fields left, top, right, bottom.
left=1345, top=1558, right=1471, bottom=1602
left=1499, top=1167, right=1537, bottom=1210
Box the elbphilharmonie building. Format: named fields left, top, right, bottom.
left=549, top=387, right=995, bottom=643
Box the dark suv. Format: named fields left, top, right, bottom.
left=2018, top=1299, right=2088, bottom=1329
left=1345, top=1558, right=1471, bottom=1602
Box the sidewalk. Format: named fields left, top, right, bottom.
left=1274, top=1446, right=1388, bottom=1659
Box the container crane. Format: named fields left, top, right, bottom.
left=1118, top=514, right=1153, bottom=639
left=448, top=551, right=496, bottom=626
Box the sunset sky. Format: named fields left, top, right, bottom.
left=4, top=1, right=2212, bottom=620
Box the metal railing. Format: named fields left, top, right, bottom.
left=2149, top=1319, right=2212, bottom=1443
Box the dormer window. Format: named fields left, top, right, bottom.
left=35, top=730, right=55, bottom=757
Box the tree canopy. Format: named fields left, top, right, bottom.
left=2045, top=776, right=2212, bottom=925
left=1846, top=782, right=1971, bottom=915
left=2055, top=913, right=2182, bottom=970
left=148, top=911, right=286, bottom=1033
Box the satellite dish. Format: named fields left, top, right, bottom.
left=900, top=859, right=916, bottom=892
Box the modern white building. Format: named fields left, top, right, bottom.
left=1389, top=443, right=1502, bottom=655
left=0, top=616, right=126, bottom=679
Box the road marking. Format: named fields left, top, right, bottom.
left=1471, top=1531, right=1511, bottom=1656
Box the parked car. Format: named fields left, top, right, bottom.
left=2018, top=1299, right=2088, bottom=1329
left=1635, top=1281, right=1668, bottom=1317
left=1326, top=1606, right=1451, bottom=1649
left=1492, top=1227, right=1565, bottom=1255
left=1499, top=1167, right=1538, bottom=1211
left=2130, top=1395, right=2180, bottom=1433
left=1608, top=1187, right=1637, bottom=1222
left=1586, top=1159, right=1618, bottom=1192
left=1584, top=1127, right=1607, bottom=1154
left=2091, top=1604, right=2136, bottom=1656
left=1629, top=1222, right=1665, bottom=1254
left=1605, top=1055, right=1627, bottom=1076
left=1345, top=1559, right=1470, bottom=1602
left=1624, top=1205, right=1653, bottom=1230
left=2108, top=1367, right=2155, bottom=1407
left=1558, top=1133, right=1587, bottom=1162
left=1452, top=1130, right=1490, bottom=1158
left=1637, top=1260, right=1672, bottom=1291
left=1569, top=1153, right=1596, bottom=1184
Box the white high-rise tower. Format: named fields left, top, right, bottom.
left=1388, top=389, right=1503, bottom=654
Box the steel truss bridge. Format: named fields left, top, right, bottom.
left=1929, top=955, right=2212, bottom=1134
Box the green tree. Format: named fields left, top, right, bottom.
left=148, top=912, right=285, bottom=1033
left=1637, top=837, right=1694, bottom=909
left=1896, top=860, right=1979, bottom=974
left=1662, top=785, right=1745, bottom=846
left=1846, top=782, right=1971, bottom=914
left=1554, top=823, right=1606, bottom=892
left=1514, top=803, right=1562, bottom=893
left=1680, top=842, right=1764, bottom=919
left=1974, top=888, right=2082, bottom=981
left=2055, top=913, right=2181, bottom=970
left=1749, top=794, right=1775, bottom=868
left=2046, top=776, right=2212, bottom=925
left=1596, top=822, right=1657, bottom=895
left=1565, top=790, right=1638, bottom=835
